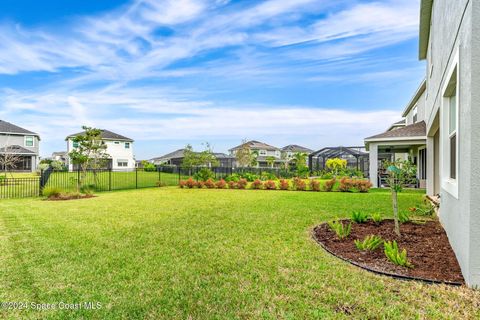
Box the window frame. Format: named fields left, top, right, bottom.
left=24, top=136, right=34, bottom=147
left=125, top=142, right=130, bottom=149
left=117, top=159, right=129, bottom=167
left=441, top=50, right=459, bottom=199
left=412, top=105, right=418, bottom=124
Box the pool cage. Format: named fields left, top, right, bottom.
left=308, top=146, right=369, bottom=177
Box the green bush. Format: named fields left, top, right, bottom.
left=225, top=173, right=240, bottom=182
left=351, top=211, right=368, bottom=223
left=355, top=235, right=383, bottom=251
left=371, top=212, right=384, bottom=224
left=142, top=161, right=157, bottom=172
left=327, top=220, right=352, bottom=240
left=384, top=241, right=413, bottom=268
left=241, top=172, right=259, bottom=182
left=260, top=171, right=277, bottom=181
left=194, top=168, right=215, bottom=182
left=42, top=186, right=63, bottom=198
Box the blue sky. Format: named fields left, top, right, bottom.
left=0, top=0, right=425, bottom=159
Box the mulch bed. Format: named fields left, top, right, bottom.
left=313, top=220, right=464, bottom=285
left=45, top=194, right=96, bottom=201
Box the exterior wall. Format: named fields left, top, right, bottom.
left=405, top=91, right=427, bottom=125
left=67, top=138, right=135, bottom=171
left=424, top=0, right=479, bottom=286
left=0, top=133, right=40, bottom=171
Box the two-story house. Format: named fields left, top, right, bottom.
left=0, top=120, right=40, bottom=172
left=66, top=129, right=135, bottom=171
left=229, top=140, right=283, bottom=168
left=364, top=81, right=428, bottom=188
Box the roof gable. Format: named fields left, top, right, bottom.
left=0, top=120, right=38, bottom=136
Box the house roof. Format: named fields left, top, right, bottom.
left=387, top=119, right=406, bottom=131
left=402, top=80, right=427, bottom=117
left=151, top=149, right=234, bottom=162
left=281, top=144, right=313, bottom=153
left=229, top=140, right=280, bottom=151
left=0, top=145, right=36, bottom=155
left=0, top=120, right=39, bottom=137
left=52, top=151, right=67, bottom=156
left=365, top=121, right=427, bottom=141
left=66, top=129, right=133, bottom=142
left=419, top=0, right=434, bottom=59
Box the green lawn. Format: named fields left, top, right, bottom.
left=0, top=188, right=478, bottom=319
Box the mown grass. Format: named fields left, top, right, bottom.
left=0, top=188, right=478, bottom=319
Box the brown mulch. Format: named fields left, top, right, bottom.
left=313, top=220, right=464, bottom=284
left=45, top=194, right=96, bottom=201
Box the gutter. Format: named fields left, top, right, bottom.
left=419, top=0, right=434, bottom=60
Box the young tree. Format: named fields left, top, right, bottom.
left=235, top=139, right=253, bottom=167
left=249, top=150, right=259, bottom=168
left=182, top=143, right=219, bottom=169
left=384, top=160, right=417, bottom=236
left=292, top=152, right=309, bottom=177
left=0, top=136, right=22, bottom=177
left=266, top=156, right=276, bottom=168
left=68, top=126, right=110, bottom=191
left=326, top=158, right=347, bottom=177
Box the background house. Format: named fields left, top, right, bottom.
left=51, top=151, right=68, bottom=165
left=150, top=149, right=235, bottom=168
left=0, top=120, right=40, bottom=172
left=281, top=145, right=313, bottom=167
left=229, top=140, right=284, bottom=168
left=66, top=129, right=135, bottom=171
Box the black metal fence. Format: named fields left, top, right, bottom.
left=0, top=166, right=298, bottom=199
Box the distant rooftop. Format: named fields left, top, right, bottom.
left=66, top=129, right=133, bottom=142
left=281, top=144, right=313, bottom=153
left=229, top=140, right=280, bottom=151
left=365, top=121, right=426, bottom=141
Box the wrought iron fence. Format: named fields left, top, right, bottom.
left=0, top=177, right=40, bottom=199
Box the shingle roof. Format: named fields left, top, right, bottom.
left=365, top=121, right=426, bottom=141
left=0, top=120, right=38, bottom=136
left=229, top=140, right=280, bottom=151
left=281, top=144, right=313, bottom=153
left=151, top=149, right=234, bottom=161
left=66, top=129, right=133, bottom=142
left=0, top=145, right=36, bottom=155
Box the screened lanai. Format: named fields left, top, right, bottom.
left=308, top=146, right=369, bottom=176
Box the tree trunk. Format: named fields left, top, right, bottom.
left=392, top=189, right=400, bottom=237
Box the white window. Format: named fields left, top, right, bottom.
left=275, top=151, right=280, bottom=157
left=25, top=136, right=34, bottom=147
left=441, top=53, right=459, bottom=198
left=117, top=159, right=128, bottom=167
left=125, top=142, right=130, bottom=149
left=412, top=106, right=418, bottom=123
left=259, top=150, right=267, bottom=156
left=114, top=141, right=120, bottom=144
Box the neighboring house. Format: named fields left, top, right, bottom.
left=66, top=129, right=135, bottom=171
left=364, top=80, right=428, bottom=188
left=150, top=149, right=235, bottom=168
left=0, top=120, right=40, bottom=172
left=229, top=140, right=283, bottom=167
left=418, top=0, right=479, bottom=288
left=281, top=144, right=314, bottom=167
left=51, top=151, right=68, bottom=165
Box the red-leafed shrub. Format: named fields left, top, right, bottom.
left=237, top=178, right=248, bottom=189
left=293, top=178, right=306, bottom=191
left=251, top=179, right=263, bottom=190
left=204, top=178, right=216, bottom=189
left=228, top=181, right=237, bottom=189
left=264, top=180, right=277, bottom=190
left=197, top=181, right=205, bottom=189
left=185, top=178, right=197, bottom=189
left=310, top=179, right=321, bottom=191
left=323, top=178, right=336, bottom=192
left=279, top=179, right=290, bottom=190
left=339, top=177, right=353, bottom=192
left=216, top=179, right=227, bottom=189
left=354, top=180, right=372, bottom=193
left=179, top=180, right=187, bottom=188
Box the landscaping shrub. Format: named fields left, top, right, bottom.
left=355, top=235, right=383, bottom=251
left=338, top=177, right=353, bottom=192
left=309, top=179, right=321, bottom=191
left=242, top=172, right=259, bottom=182
left=251, top=179, right=263, bottom=190
left=237, top=178, right=248, bottom=189
left=204, top=178, right=216, bottom=189
left=327, top=220, right=352, bottom=240
left=354, top=180, right=373, bottom=193
left=215, top=179, right=227, bottom=189
left=323, top=178, right=336, bottom=192
left=260, top=171, right=277, bottom=181
left=228, top=181, right=237, bottom=189
left=371, top=212, right=384, bottom=224
left=279, top=179, right=289, bottom=190
left=264, top=180, right=277, bottom=190
left=225, top=173, right=240, bottom=182
left=351, top=211, right=369, bottom=223
left=42, top=186, right=63, bottom=198
left=384, top=241, right=413, bottom=268
left=80, top=184, right=95, bottom=195
left=292, top=178, right=306, bottom=191
left=194, top=168, right=215, bottom=182
left=142, top=161, right=157, bottom=172
left=197, top=181, right=205, bottom=189
left=185, top=178, right=197, bottom=189
left=179, top=180, right=187, bottom=188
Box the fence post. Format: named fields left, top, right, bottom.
left=158, top=166, right=161, bottom=184
left=77, top=168, right=80, bottom=191
left=135, top=168, right=138, bottom=189
left=39, top=170, right=44, bottom=195
left=109, top=169, right=112, bottom=191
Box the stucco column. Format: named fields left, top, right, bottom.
left=369, top=143, right=378, bottom=188
left=426, top=136, right=435, bottom=196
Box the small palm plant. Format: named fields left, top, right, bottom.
left=384, top=241, right=413, bottom=268
left=355, top=235, right=383, bottom=251
left=328, top=220, right=352, bottom=240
